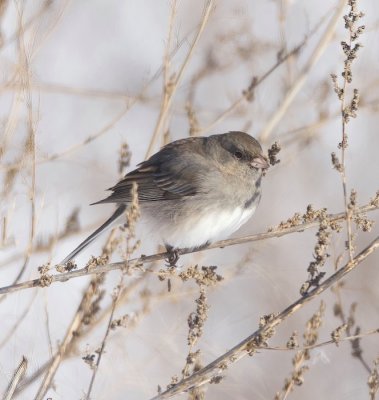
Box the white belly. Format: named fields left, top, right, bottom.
left=158, top=205, right=256, bottom=249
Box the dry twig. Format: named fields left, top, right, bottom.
left=151, top=235, right=379, bottom=399
left=259, top=0, right=346, bottom=142
left=145, top=0, right=214, bottom=158
left=4, top=356, right=28, bottom=400
left=0, top=202, right=377, bottom=295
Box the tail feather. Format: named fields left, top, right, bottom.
left=60, top=204, right=126, bottom=264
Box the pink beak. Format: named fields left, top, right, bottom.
left=251, top=155, right=270, bottom=170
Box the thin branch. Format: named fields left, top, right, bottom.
left=0, top=80, right=135, bottom=100
left=15, top=269, right=166, bottom=396
left=150, top=235, right=379, bottom=399
left=4, top=356, right=28, bottom=400
left=33, top=221, right=121, bottom=399
left=0, top=19, right=199, bottom=173
left=145, top=0, right=214, bottom=158
left=332, top=1, right=365, bottom=262
left=41, top=102, right=134, bottom=163
left=15, top=0, right=37, bottom=287
left=196, top=11, right=330, bottom=136
left=0, top=0, right=52, bottom=51
left=85, top=183, right=140, bottom=398
left=340, top=39, right=355, bottom=262
left=14, top=360, right=51, bottom=397
left=332, top=269, right=371, bottom=372
left=144, top=0, right=177, bottom=159
left=0, top=203, right=377, bottom=296
left=196, top=42, right=302, bottom=136
left=263, top=328, right=379, bottom=353
left=16, top=229, right=121, bottom=396
left=84, top=284, right=120, bottom=399
left=0, top=86, right=22, bottom=163
left=34, top=278, right=100, bottom=400
left=259, top=0, right=346, bottom=142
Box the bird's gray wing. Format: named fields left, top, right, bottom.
left=94, top=138, right=208, bottom=204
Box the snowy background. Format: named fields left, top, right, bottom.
left=0, top=0, right=379, bottom=399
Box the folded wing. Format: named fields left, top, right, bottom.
left=94, top=137, right=208, bottom=205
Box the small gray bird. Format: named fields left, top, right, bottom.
left=61, top=131, right=269, bottom=264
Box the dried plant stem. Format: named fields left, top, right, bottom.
left=145, top=0, right=213, bottom=158
left=85, top=184, right=140, bottom=398
left=33, top=224, right=120, bottom=398
left=42, top=102, right=133, bottom=163
left=277, top=0, right=292, bottom=85
left=196, top=8, right=331, bottom=136
left=282, top=353, right=307, bottom=399
left=14, top=276, right=150, bottom=395
left=265, top=329, right=379, bottom=352
left=83, top=269, right=151, bottom=334
left=0, top=80, right=134, bottom=100
left=14, top=361, right=51, bottom=397
left=368, top=359, right=379, bottom=400
left=278, top=302, right=325, bottom=400
left=339, top=68, right=355, bottom=263
left=197, top=42, right=303, bottom=136
left=145, top=0, right=177, bottom=159
left=335, top=0, right=365, bottom=262
left=333, top=281, right=371, bottom=372
left=0, top=89, right=22, bottom=162
left=343, top=171, right=355, bottom=256
left=280, top=96, right=379, bottom=146
left=0, top=0, right=51, bottom=50
left=151, top=235, right=379, bottom=399
left=13, top=2, right=37, bottom=287
left=259, top=0, right=346, bottom=142
left=15, top=271, right=167, bottom=396
left=34, top=279, right=99, bottom=400
left=28, top=0, right=71, bottom=59
left=4, top=356, right=28, bottom=400
left=85, top=283, right=121, bottom=399
left=1, top=81, right=147, bottom=172
left=0, top=203, right=377, bottom=295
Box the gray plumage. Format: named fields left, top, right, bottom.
left=61, top=131, right=269, bottom=264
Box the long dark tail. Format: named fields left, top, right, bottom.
left=60, top=204, right=126, bottom=264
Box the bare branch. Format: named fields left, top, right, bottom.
left=34, top=278, right=101, bottom=400
left=4, top=356, right=28, bottom=400
left=145, top=0, right=214, bottom=158
left=259, top=0, right=346, bottom=142
left=151, top=235, right=379, bottom=399
left=0, top=202, right=377, bottom=296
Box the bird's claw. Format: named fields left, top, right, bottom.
left=166, top=248, right=180, bottom=267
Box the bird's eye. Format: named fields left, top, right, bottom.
left=234, top=151, right=243, bottom=159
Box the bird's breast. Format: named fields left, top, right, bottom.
left=153, top=203, right=256, bottom=250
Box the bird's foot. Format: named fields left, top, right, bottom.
left=165, top=247, right=180, bottom=267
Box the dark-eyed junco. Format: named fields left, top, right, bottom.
left=61, top=131, right=269, bottom=264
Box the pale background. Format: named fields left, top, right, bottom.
left=0, top=0, right=379, bottom=399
